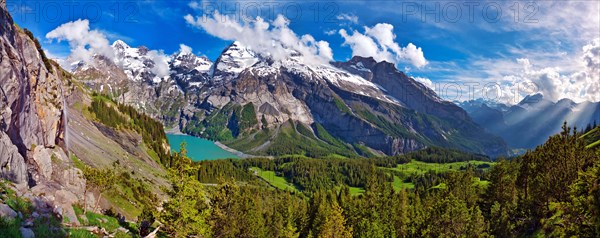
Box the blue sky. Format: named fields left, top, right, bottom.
left=8, top=0, right=600, bottom=104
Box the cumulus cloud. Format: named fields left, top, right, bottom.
left=477, top=38, right=600, bottom=104
left=179, top=44, right=193, bottom=54
left=413, top=76, right=433, bottom=88
left=184, top=12, right=333, bottom=64
left=46, top=19, right=114, bottom=66
left=47, top=19, right=172, bottom=78
left=336, top=13, right=358, bottom=24
left=147, top=50, right=171, bottom=77
left=339, top=23, right=428, bottom=68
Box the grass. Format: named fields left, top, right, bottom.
left=392, top=176, right=415, bottom=191
left=145, top=143, right=161, bottom=163
left=85, top=212, right=121, bottom=232
left=265, top=122, right=357, bottom=158
left=251, top=167, right=298, bottom=192
left=71, top=154, right=86, bottom=171
left=73, top=205, right=85, bottom=224
left=386, top=160, right=495, bottom=176
left=473, top=177, right=490, bottom=188
left=0, top=217, right=22, bottom=237
left=105, top=191, right=141, bottom=219
left=333, top=96, right=352, bottom=114
left=348, top=187, right=365, bottom=196
left=67, top=229, right=97, bottom=238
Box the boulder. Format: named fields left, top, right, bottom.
left=20, top=227, right=35, bottom=238
left=0, top=203, right=17, bottom=219
left=0, top=133, right=27, bottom=183
left=54, top=189, right=79, bottom=207
left=56, top=168, right=86, bottom=196
left=62, top=205, right=80, bottom=226
left=31, top=147, right=54, bottom=180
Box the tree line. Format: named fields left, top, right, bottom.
left=150, top=122, right=599, bottom=237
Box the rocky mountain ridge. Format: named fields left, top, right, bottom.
left=73, top=40, right=509, bottom=157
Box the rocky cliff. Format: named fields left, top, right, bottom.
left=1, top=1, right=69, bottom=184
left=1, top=2, right=169, bottom=225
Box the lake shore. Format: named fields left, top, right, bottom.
left=166, top=132, right=272, bottom=160
left=165, top=127, right=185, bottom=135
left=214, top=141, right=253, bottom=159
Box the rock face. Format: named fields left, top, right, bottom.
left=181, top=43, right=506, bottom=157
left=460, top=94, right=600, bottom=149
left=0, top=3, right=68, bottom=184
left=0, top=4, right=169, bottom=221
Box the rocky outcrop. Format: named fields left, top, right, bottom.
left=0, top=203, right=17, bottom=218
left=1, top=2, right=68, bottom=184
left=0, top=133, right=27, bottom=182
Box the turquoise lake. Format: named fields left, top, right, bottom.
left=166, top=134, right=239, bottom=161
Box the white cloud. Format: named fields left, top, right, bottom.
left=339, top=23, right=428, bottom=68
left=188, top=1, right=200, bottom=9
left=147, top=50, right=171, bottom=77
left=46, top=19, right=114, bottom=66
left=184, top=11, right=333, bottom=64
left=46, top=19, right=172, bottom=78
left=468, top=38, right=600, bottom=104
left=179, top=44, right=193, bottom=54
left=336, top=13, right=358, bottom=24
left=413, top=76, right=433, bottom=88
left=324, top=29, right=337, bottom=36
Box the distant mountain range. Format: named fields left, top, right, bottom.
left=459, top=94, right=600, bottom=149
left=72, top=41, right=509, bottom=157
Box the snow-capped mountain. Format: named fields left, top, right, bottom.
left=72, top=40, right=194, bottom=128
left=112, top=40, right=168, bottom=84
left=170, top=49, right=212, bottom=89
left=72, top=40, right=509, bottom=157
left=212, top=41, right=259, bottom=82
left=459, top=93, right=600, bottom=149
left=188, top=42, right=508, bottom=157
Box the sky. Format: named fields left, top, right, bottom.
left=7, top=0, right=600, bottom=104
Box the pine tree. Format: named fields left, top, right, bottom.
left=393, top=189, right=410, bottom=237
left=157, top=147, right=211, bottom=237
left=314, top=201, right=353, bottom=238
left=83, top=166, right=116, bottom=213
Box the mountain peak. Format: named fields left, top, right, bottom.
left=212, top=41, right=259, bottom=81
left=112, top=40, right=130, bottom=50
left=350, top=55, right=376, bottom=64
left=519, top=93, right=545, bottom=105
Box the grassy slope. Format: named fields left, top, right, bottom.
left=392, top=176, right=415, bottom=191
left=250, top=167, right=299, bottom=192
left=247, top=158, right=492, bottom=194
left=348, top=186, right=366, bottom=196
left=68, top=86, right=169, bottom=220
left=386, top=160, right=495, bottom=176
